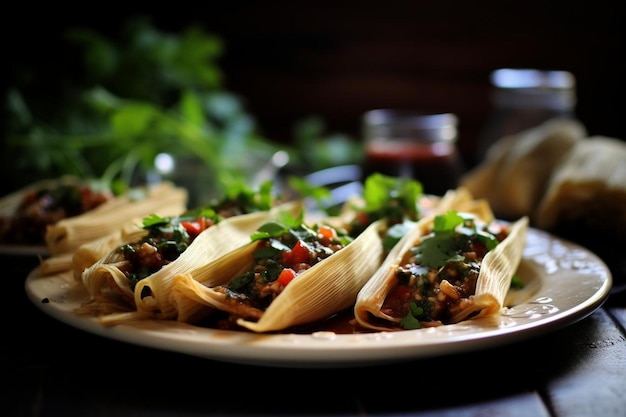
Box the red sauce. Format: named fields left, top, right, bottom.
left=202, top=307, right=375, bottom=334
left=287, top=308, right=374, bottom=334
left=362, top=141, right=464, bottom=196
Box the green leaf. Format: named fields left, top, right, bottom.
left=433, top=211, right=464, bottom=232
left=287, top=176, right=332, bottom=202
left=362, top=173, right=423, bottom=221
left=180, top=90, right=206, bottom=126
left=110, top=103, right=158, bottom=137
left=142, top=213, right=168, bottom=228
left=251, top=222, right=289, bottom=241
left=400, top=311, right=422, bottom=330
left=383, top=220, right=415, bottom=250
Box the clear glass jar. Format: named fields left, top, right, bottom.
left=361, top=109, right=464, bottom=196
left=474, top=68, right=577, bottom=165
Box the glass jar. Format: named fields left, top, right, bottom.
left=361, top=109, right=464, bottom=196
left=474, top=68, right=577, bottom=165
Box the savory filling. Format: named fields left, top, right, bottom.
left=118, top=210, right=218, bottom=290
left=344, top=173, right=423, bottom=242
left=2, top=183, right=113, bottom=245
left=117, top=184, right=278, bottom=290
left=380, top=211, right=510, bottom=330
left=214, top=220, right=352, bottom=329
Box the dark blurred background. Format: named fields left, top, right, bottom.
left=3, top=0, right=625, bottom=194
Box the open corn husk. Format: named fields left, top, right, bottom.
left=70, top=226, right=147, bottom=281
left=170, top=218, right=387, bottom=333
left=45, top=181, right=187, bottom=256
left=83, top=201, right=302, bottom=325
left=168, top=186, right=479, bottom=333
left=38, top=222, right=146, bottom=278
left=354, top=199, right=529, bottom=332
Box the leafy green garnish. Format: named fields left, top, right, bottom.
left=207, top=180, right=276, bottom=214
left=433, top=210, right=464, bottom=232
left=382, top=220, right=416, bottom=251
left=414, top=211, right=501, bottom=269
left=341, top=173, right=424, bottom=239
left=401, top=300, right=433, bottom=329
left=510, top=275, right=524, bottom=289
left=142, top=213, right=169, bottom=228
left=249, top=210, right=305, bottom=241
left=400, top=312, right=422, bottom=330
left=287, top=176, right=332, bottom=207
left=361, top=173, right=423, bottom=222
left=251, top=221, right=290, bottom=241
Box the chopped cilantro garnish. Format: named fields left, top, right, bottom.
left=213, top=180, right=275, bottom=213
left=382, top=220, right=416, bottom=250
left=413, top=210, right=502, bottom=270
left=252, top=221, right=291, bottom=241
left=142, top=213, right=169, bottom=228
left=510, top=275, right=524, bottom=289
left=401, top=300, right=433, bottom=329
left=401, top=312, right=422, bottom=330
left=361, top=173, right=423, bottom=223
left=432, top=210, right=464, bottom=232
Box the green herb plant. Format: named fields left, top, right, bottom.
left=4, top=18, right=288, bottom=201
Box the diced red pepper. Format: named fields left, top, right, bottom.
left=281, top=240, right=310, bottom=267
left=277, top=268, right=297, bottom=286
left=384, top=284, right=414, bottom=313
left=181, top=221, right=201, bottom=237
left=317, top=225, right=336, bottom=244
left=355, top=212, right=370, bottom=226
left=181, top=217, right=214, bottom=238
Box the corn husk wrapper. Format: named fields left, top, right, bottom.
left=167, top=186, right=478, bottom=332
left=535, top=136, right=626, bottom=237
left=354, top=200, right=529, bottom=331
left=85, top=201, right=302, bottom=325
left=71, top=226, right=147, bottom=281
left=45, top=181, right=187, bottom=256
left=171, top=218, right=387, bottom=333
left=36, top=253, right=73, bottom=277
left=460, top=119, right=586, bottom=219
left=38, top=222, right=146, bottom=278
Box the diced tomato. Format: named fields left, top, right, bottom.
left=317, top=225, right=336, bottom=244
left=355, top=212, right=370, bottom=226
left=181, top=221, right=201, bottom=236
left=181, top=217, right=214, bottom=238
left=23, top=192, right=37, bottom=204
left=280, top=240, right=310, bottom=267
left=277, top=268, right=297, bottom=286
left=390, top=285, right=413, bottom=303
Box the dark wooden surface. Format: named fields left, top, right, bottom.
left=4, top=243, right=626, bottom=417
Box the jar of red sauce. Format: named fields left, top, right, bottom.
left=361, top=110, right=464, bottom=196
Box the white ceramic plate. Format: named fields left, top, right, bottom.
left=25, top=227, right=612, bottom=368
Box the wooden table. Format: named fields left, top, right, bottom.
left=5, top=241, right=626, bottom=417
